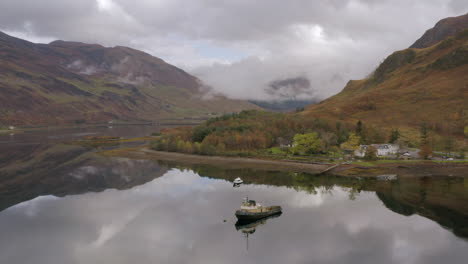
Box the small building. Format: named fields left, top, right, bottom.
left=374, top=144, right=399, bottom=157
left=354, top=145, right=368, bottom=157
left=277, top=137, right=292, bottom=148
left=8, top=126, right=15, bottom=130
left=355, top=144, right=399, bottom=158
left=399, top=152, right=412, bottom=160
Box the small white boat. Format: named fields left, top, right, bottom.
left=233, top=177, right=243, bottom=184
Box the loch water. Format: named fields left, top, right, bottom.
left=0, top=126, right=468, bottom=264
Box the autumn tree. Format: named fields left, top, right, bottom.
left=340, top=133, right=361, bottom=151
left=419, top=144, right=433, bottom=160
left=200, top=142, right=217, bottom=155
left=291, top=133, right=323, bottom=155
left=320, top=131, right=337, bottom=153
left=364, top=146, right=378, bottom=161
left=184, top=141, right=194, bottom=153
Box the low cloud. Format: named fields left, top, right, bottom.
left=1, top=0, right=467, bottom=100
left=67, top=60, right=99, bottom=75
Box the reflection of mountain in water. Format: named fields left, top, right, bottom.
left=0, top=144, right=168, bottom=212
left=2, top=149, right=468, bottom=242
left=375, top=177, right=468, bottom=239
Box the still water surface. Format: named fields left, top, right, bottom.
left=0, top=127, right=467, bottom=264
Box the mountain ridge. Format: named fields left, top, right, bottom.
left=303, top=16, right=468, bottom=136
left=411, top=13, right=468, bottom=49
left=0, top=31, right=259, bottom=126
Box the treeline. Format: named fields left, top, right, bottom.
left=151, top=110, right=391, bottom=156
left=152, top=110, right=467, bottom=158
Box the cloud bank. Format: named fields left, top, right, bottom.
left=1, top=0, right=467, bottom=100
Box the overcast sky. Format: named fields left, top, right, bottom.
left=1, top=0, right=467, bottom=100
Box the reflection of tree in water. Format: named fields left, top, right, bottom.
left=190, top=163, right=468, bottom=240
left=190, top=165, right=369, bottom=196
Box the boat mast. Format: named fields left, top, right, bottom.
left=245, top=232, right=249, bottom=251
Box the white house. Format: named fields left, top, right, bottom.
left=374, top=144, right=399, bottom=156
left=355, top=144, right=399, bottom=157
left=354, top=145, right=368, bottom=157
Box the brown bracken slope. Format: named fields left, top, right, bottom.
left=303, top=15, right=468, bottom=135
left=0, top=32, right=258, bottom=126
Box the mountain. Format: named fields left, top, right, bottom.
left=249, top=76, right=318, bottom=112
left=303, top=15, right=468, bottom=135
left=249, top=99, right=318, bottom=112
left=0, top=31, right=259, bottom=126
left=411, top=13, right=468, bottom=49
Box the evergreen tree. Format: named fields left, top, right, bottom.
left=356, top=120, right=363, bottom=136
left=420, top=122, right=429, bottom=146
left=419, top=122, right=432, bottom=159
left=443, top=135, right=455, bottom=156
left=389, top=129, right=400, bottom=143
left=355, top=120, right=367, bottom=144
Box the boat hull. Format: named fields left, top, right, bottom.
left=235, top=212, right=282, bottom=230
left=235, top=206, right=282, bottom=222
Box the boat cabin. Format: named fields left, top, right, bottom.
left=240, top=198, right=261, bottom=210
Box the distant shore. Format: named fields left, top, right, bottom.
left=0, top=120, right=203, bottom=133
left=102, top=147, right=330, bottom=174
left=101, top=147, right=468, bottom=178
left=0, top=129, right=23, bottom=135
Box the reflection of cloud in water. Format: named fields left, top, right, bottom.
left=89, top=210, right=142, bottom=249
left=285, top=187, right=347, bottom=208
left=129, top=169, right=218, bottom=198
left=0, top=169, right=467, bottom=264
left=69, top=166, right=99, bottom=180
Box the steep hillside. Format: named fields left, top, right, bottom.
left=0, top=32, right=258, bottom=126
left=411, top=13, right=468, bottom=48
left=304, top=24, right=468, bottom=135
